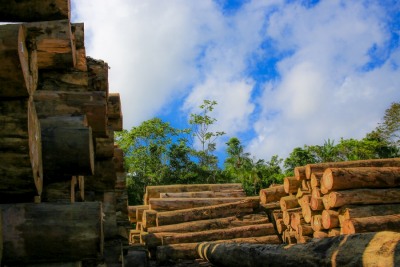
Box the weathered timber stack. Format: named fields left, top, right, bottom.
left=128, top=183, right=282, bottom=264
left=0, top=1, right=130, bottom=266
left=258, top=158, right=400, bottom=246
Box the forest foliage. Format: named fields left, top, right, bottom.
left=115, top=101, right=400, bottom=205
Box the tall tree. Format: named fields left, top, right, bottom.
left=374, top=102, right=400, bottom=148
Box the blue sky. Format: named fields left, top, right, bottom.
left=72, top=0, right=400, bottom=162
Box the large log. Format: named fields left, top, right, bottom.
left=259, top=185, right=286, bottom=204
left=1, top=202, right=103, bottom=264
left=339, top=204, right=400, bottom=222
left=95, top=130, right=114, bottom=159
left=305, top=158, right=400, bottom=179
left=25, top=20, right=75, bottom=69
left=38, top=68, right=88, bottom=92
left=0, top=0, right=70, bottom=22
left=294, top=166, right=306, bottom=180
left=0, top=24, right=37, bottom=97
left=200, top=231, right=400, bottom=267
left=40, top=116, right=94, bottom=179
left=149, top=196, right=259, bottom=211
left=0, top=98, right=42, bottom=201
left=283, top=177, right=301, bottom=194
left=279, top=195, right=299, bottom=211
left=145, top=183, right=243, bottom=204
left=34, top=90, right=108, bottom=137
left=322, top=209, right=339, bottom=229
left=142, top=209, right=157, bottom=230
left=159, top=190, right=245, bottom=198
left=85, top=158, right=117, bottom=192
left=341, top=214, right=400, bottom=234
left=146, top=223, right=276, bottom=248
left=156, top=199, right=257, bottom=226
left=327, top=188, right=400, bottom=209
left=147, top=213, right=269, bottom=234
left=322, top=167, right=400, bottom=192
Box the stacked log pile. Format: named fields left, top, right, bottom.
left=0, top=1, right=129, bottom=266
left=128, top=183, right=282, bottom=264
left=259, top=158, right=400, bottom=245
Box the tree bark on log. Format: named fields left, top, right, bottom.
left=0, top=98, right=43, bottom=201
left=322, top=167, right=400, bottom=192
left=283, top=177, right=301, bottom=194
left=260, top=185, right=286, bottom=204
left=147, top=213, right=269, bottom=234
left=149, top=196, right=259, bottom=212
left=142, top=209, right=157, bottom=230
left=0, top=24, right=37, bottom=97
left=341, top=214, right=400, bottom=234
left=279, top=195, right=299, bottom=211
left=159, top=190, right=245, bottom=198
left=40, top=116, right=94, bottom=178
left=294, top=166, right=306, bottom=181
left=38, top=68, right=88, bottom=92
left=322, top=209, right=339, bottom=229
left=0, top=0, right=70, bottom=22
left=25, top=20, right=76, bottom=69
left=327, top=188, right=400, bottom=209
left=305, top=158, right=400, bottom=179
left=145, top=183, right=243, bottom=204
left=339, top=204, right=400, bottom=222
left=1, top=202, right=103, bottom=264
left=200, top=231, right=400, bottom=267
left=156, top=199, right=257, bottom=226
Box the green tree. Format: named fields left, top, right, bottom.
left=284, top=146, right=317, bottom=174
left=373, top=102, right=400, bottom=148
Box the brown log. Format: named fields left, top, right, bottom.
left=25, top=20, right=76, bottom=69
left=161, top=223, right=276, bottom=246
left=310, top=172, right=322, bottom=188
left=276, top=218, right=287, bottom=234
left=95, top=131, right=114, bottom=159
left=200, top=231, right=400, bottom=267
left=42, top=179, right=74, bottom=203
left=339, top=204, right=400, bottom=223
left=142, top=209, right=158, bottom=230
left=135, top=205, right=149, bottom=223
left=294, top=166, right=306, bottom=181
left=157, top=235, right=281, bottom=264
left=87, top=57, right=109, bottom=94
left=0, top=24, right=37, bottom=97
left=40, top=116, right=94, bottom=178
left=301, top=203, right=318, bottom=223
left=328, top=228, right=340, bottom=237
left=311, top=187, right=321, bottom=198
left=107, top=93, right=123, bottom=131
left=102, top=191, right=118, bottom=239
left=313, top=230, right=329, bottom=239
left=149, top=196, right=259, bottom=212
left=322, top=167, right=400, bottom=192
left=0, top=98, right=42, bottom=201
left=311, top=215, right=323, bottom=232
left=299, top=194, right=311, bottom=207
left=282, top=207, right=302, bottom=226
left=305, top=158, right=400, bottom=179
left=283, top=177, right=300, bottom=194
left=128, top=205, right=149, bottom=223
left=145, top=183, right=243, bottom=204
left=290, top=212, right=304, bottom=231
left=113, top=146, right=124, bottom=172
left=341, top=214, right=400, bottom=234
left=156, top=199, right=256, bottom=226
left=0, top=0, right=70, bottom=22
left=298, top=224, right=313, bottom=237
left=282, top=229, right=296, bottom=244
left=159, top=190, right=246, bottom=198
left=310, top=196, right=324, bottom=211
left=38, top=68, right=88, bottom=92
left=84, top=158, right=117, bottom=191
left=302, top=179, right=311, bottom=191
left=259, top=185, right=286, bottom=204
left=322, top=209, right=339, bottom=229
left=71, top=23, right=87, bottom=72
left=279, top=195, right=299, bottom=211
left=1, top=202, right=103, bottom=264
left=322, top=194, right=330, bottom=209
left=328, top=188, right=400, bottom=209
left=34, top=90, right=108, bottom=137
left=147, top=213, right=269, bottom=234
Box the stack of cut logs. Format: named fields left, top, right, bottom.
left=260, top=158, right=400, bottom=245
left=0, top=1, right=129, bottom=266
left=128, top=183, right=282, bottom=264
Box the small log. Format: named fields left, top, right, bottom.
left=283, top=177, right=301, bottom=194
left=147, top=214, right=269, bottom=234
left=299, top=194, right=311, bottom=207
left=282, top=229, right=296, bottom=244
left=328, top=228, right=340, bottom=237
left=301, top=204, right=318, bottom=223
left=341, top=214, right=400, bottom=234
left=279, top=195, right=299, bottom=211
left=301, top=180, right=311, bottom=191
left=142, top=210, right=158, bottom=230
left=311, top=215, right=323, bottom=232
left=84, top=158, right=117, bottom=191
left=0, top=24, right=37, bottom=97
left=294, top=166, right=306, bottom=181
left=311, top=187, right=321, bottom=199
left=156, top=199, right=256, bottom=226
left=1, top=202, right=103, bottom=264
left=128, top=205, right=149, bottom=223
left=313, top=230, right=329, bottom=239
left=259, top=185, right=286, bottom=204
left=200, top=231, right=400, bottom=267
left=328, top=188, right=400, bottom=209
left=113, top=145, right=124, bottom=172
left=145, top=183, right=243, bottom=204
left=339, top=204, right=400, bottom=222
left=305, top=158, right=400, bottom=179
left=95, top=131, right=114, bottom=159
left=322, top=209, right=339, bottom=230
left=276, top=218, right=287, bottom=234
left=25, top=20, right=76, bottom=69
left=310, top=197, right=324, bottom=211
left=0, top=0, right=70, bottom=22
left=135, top=205, right=149, bottom=223
left=160, top=190, right=245, bottom=198
left=149, top=196, right=259, bottom=211
left=290, top=212, right=304, bottom=232
left=38, top=68, right=88, bottom=92
left=282, top=207, right=302, bottom=226
left=310, top=172, right=322, bottom=188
